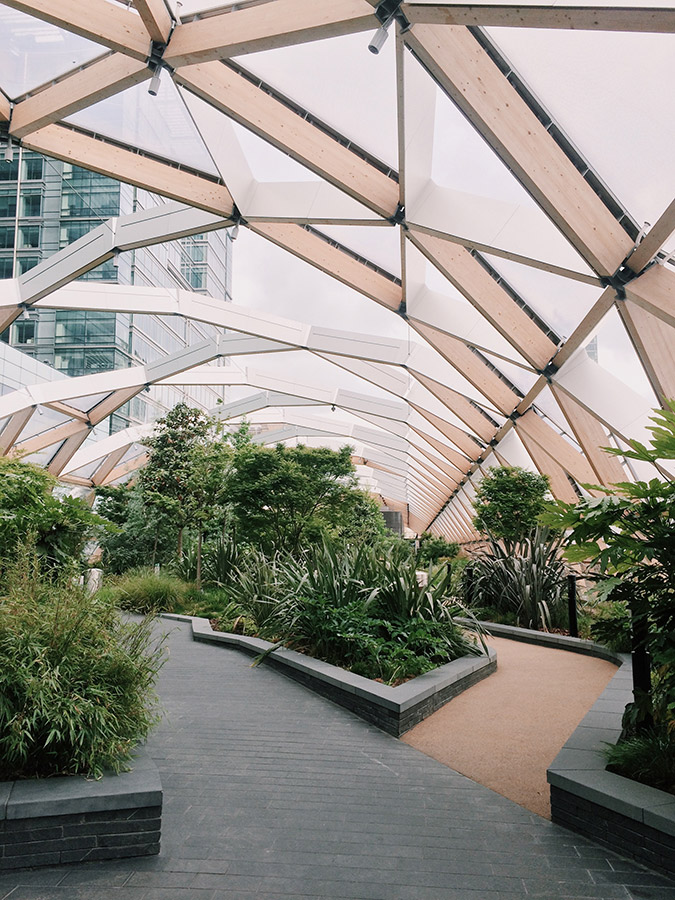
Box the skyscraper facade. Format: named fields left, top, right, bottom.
left=0, top=147, right=233, bottom=432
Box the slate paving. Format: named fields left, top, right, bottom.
left=2, top=620, right=674, bottom=900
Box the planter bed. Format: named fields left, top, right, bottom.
left=0, top=748, right=162, bottom=872
left=163, top=614, right=496, bottom=737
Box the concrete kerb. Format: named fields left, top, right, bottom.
left=162, top=614, right=497, bottom=735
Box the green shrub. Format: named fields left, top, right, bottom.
left=0, top=546, right=165, bottom=779
left=590, top=599, right=632, bottom=652
left=605, top=725, right=675, bottom=795
left=99, top=568, right=201, bottom=614
left=469, top=527, right=568, bottom=630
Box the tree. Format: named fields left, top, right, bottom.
left=0, top=457, right=101, bottom=580
left=139, top=403, right=213, bottom=558
left=473, top=466, right=551, bottom=544
left=417, top=532, right=460, bottom=568
left=95, top=483, right=177, bottom=574
left=544, top=403, right=675, bottom=733
left=226, top=443, right=380, bottom=553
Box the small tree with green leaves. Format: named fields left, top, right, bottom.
left=473, top=465, right=551, bottom=544
left=226, top=443, right=380, bottom=553
left=139, top=403, right=213, bottom=559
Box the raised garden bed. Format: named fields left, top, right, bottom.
left=0, top=748, right=161, bottom=871
left=163, top=614, right=496, bottom=737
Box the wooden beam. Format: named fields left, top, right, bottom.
left=626, top=198, right=675, bottom=275
left=1, top=0, right=151, bottom=60
left=551, top=386, right=626, bottom=486
left=516, top=409, right=600, bottom=488
left=411, top=320, right=520, bottom=414
left=517, top=431, right=579, bottom=504
left=625, top=264, right=675, bottom=329
left=403, top=5, right=675, bottom=33
left=408, top=230, right=557, bottom=369
left=47, top=429, right=92, bottom=476
left=410, top=425, right=472, bottom=474
left=619, top=299, right=675, bottom=404
left=103, top=452, right=149, bottom=485
left=414, top=443, right=463, bottom=482
left=11, top=55, right=150, bottom=140
left=89, top=387, right=146, bottom=425
left=165, top=0, right=377, bottom=67
left=0, top=91, right=10, bottom=122
left=92, top=445, right=129, bottom=486
left=409, top=403, right=482, bottom=458
left=249, top=223, right=402, bottom=310
left=22, top=125, right=234, bottom=217
left=43, top=400, right=90, bottom=422
left=134, top=0, right=173, bottom=44
left=411, top=372, right=497, bottom=442
left=175, top=62, right=399, bottom=219
left=404, top=24, right=634, bottom=277
left=0, top=408, right=34, bottom=454
left=13, top=420, right=85, bottom=456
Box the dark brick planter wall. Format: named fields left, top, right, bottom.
left=0, top=805, right=161, bottom=871
left=168, top=615, right=496, bottom=737
left=265, top=651, right=497, bottom=736
left=550, top=787, right=675, bottom=877
left=0, top=750, right=162, bottom=872
left=547, top=655, right=675, bottom=879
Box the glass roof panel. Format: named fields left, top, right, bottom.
left=66, top=77, right=220, bottom=177
left=234, top=32, right=398, bottom=169
left=0, top=8, right=105, bottom=98
left=592, top=306, right=659, bottom=403
left=481, top=254, right=603, bottom=341
left=485, top=26, right=675, bottom=227
left=230, top=122, right=322, bottom=183
left=318, top=225, right=402, bottom=279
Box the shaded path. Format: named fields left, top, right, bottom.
left=1, top=621, right=673, bottom=900
left=404, top=637, right=617, bottom=818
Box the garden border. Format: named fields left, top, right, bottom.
left=162, top=614, right=496, bottom=737
left=0, top=747, right=162, bottom=871
left=468, top=621, right=675, bottom=877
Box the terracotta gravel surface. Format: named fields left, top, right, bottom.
left=403, top=636, right=618, bottom=819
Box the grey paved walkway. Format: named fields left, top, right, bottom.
left=2, top=621, right=674, bottom=900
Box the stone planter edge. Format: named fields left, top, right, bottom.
left=162, top=613, right=496, bottom=735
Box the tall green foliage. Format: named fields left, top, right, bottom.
left=95, top=483, right=177, bottom=574
left=544, top=402, right=675, bottom=732
left=0, top=458, right=101, bottom=582
left=473, top=465, right=551, bottom=543
left=0, top=544, right=165, bottom=778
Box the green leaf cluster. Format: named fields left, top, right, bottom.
left=473, top=465, right=551, bottom=543
left=0, top=543, right=165, bottom=779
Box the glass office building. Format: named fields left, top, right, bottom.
left=0, top=147, right=233, bottom=431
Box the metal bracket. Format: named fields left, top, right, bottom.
left=374, top=0, right=410, bottom=30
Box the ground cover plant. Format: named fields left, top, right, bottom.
left=544, top=402, right=675, bottom=794
left=0, top=545, right=165, bottom=779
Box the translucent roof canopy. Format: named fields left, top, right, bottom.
left=1, top=0, right=674, bottom=539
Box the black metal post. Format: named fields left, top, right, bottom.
left=630, top=596, right=653, bottom=730
left=567, top=573, right=578, bottom=638
left=465, top=564, right=475, bottom=606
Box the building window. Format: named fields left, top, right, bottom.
left=19, top=226, right=40, bottom=248
left=0, top=158, right=19, bottom=181
left=0, top=257, right=13, bottom=278
left=0, top=192, right=17, bottom=218
left=21, top=191, right=42, bottom=218
left=18, top=257, right=39, bottom=274
left=0, top=226, right=14, bottom=249
left=13, top=319, right=35, bottom=344
left=22, top=156, right=43, bottom=181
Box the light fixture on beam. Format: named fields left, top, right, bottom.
left=148, top=65, right=163, bottom=96
left=3, top=139, right=14, bottom=162
left=368, top=0, right=408, bottom=55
